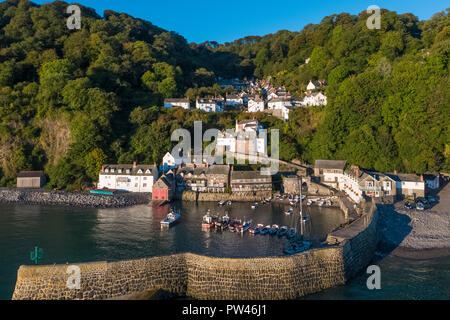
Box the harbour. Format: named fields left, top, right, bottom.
left=0, top=201, right=345, bottom=300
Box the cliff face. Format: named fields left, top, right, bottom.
left=12, top=201, right=378, bottom=300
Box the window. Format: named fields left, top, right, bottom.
left=143, top=177, right=147, bottom=181
left=143, top=184, right=147, bottom=188
left=135, top=183, right=138, bottom=187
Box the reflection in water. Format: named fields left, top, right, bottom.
left=0, top=202, right=345, bottom=299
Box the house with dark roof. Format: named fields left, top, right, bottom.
left=206, top=165, right=230, bottom=193
left=176, top=165, right=208, bottom=193
left=17, top=171, right=46, bottom=188
left=98, top=162, right=159, bottom=193
left=152, top=174, right=174, bottom=202
left=314, top=160, right=347, bottom=188
left=230, top=169, right=272, bottom=194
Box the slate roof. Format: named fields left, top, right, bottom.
left=315, top=160, right=347, bottom=170
left=101, top=164, right=158, bottom=176
left=17, top=171, right=45, bottom=178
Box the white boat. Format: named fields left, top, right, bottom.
left=226, top=200, right=232, bottom=206
left=161, top=211, right=181, bottom=228
left=285, top=208, right=294, bottom=215
left=251, top=203, right=258, bottom=210
left=218, top=200, right=226, bottom=206
left=326, top=200, right=332, bottom=206
left=318, top=201, right=325, bottom=207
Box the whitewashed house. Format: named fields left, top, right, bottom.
left=196, top=99, right=223, bottom=112
left=307, top=80, right=326, bottom=91
left=267, top=91, right=279, bottom=101
left=98, top=163, right=159, bottom=193
left=216, top=120, right=267, bottom=157
left=225, top=95, right=244, bottom=107
left=267, top=98, right=292, bottom=110
left=164, top=98, right=190, bottom=110
left=303, top=92, right=327, bottom=106
left=248, top=98, right=265, bottom=113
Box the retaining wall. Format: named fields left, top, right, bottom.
left=12, top=201, right=378, bottom=300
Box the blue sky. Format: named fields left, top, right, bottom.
left=32, top=0, right=449, bottom=43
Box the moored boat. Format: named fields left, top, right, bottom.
left=269, top=224, right=279, bottom=236
left=161, top=211, right=181, bottom=228
left=278, top=226, right=288, bottom=238
left=260, top=225, right=270, bottom=235
left=251, top=203, right=258, bottom=210
left=283, top=241, right=312, bottom=255
left=202, top=211, right=213, bottom=229
left=287, top=227, right=297, bottom=239
left=285, top=208, right=293, bottom=215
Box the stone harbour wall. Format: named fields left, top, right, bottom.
left=178, top=191, right=272, bottom=202
left=0, top=188, right=151, bottom=208
left=12, top=201, right=378, bottom=300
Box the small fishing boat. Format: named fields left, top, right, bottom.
left=278, top=226, right=288, bottom=238
left=287, top=228, right=297, bottom=239
left=226, top=200, right=232, bottom=206
left=301, top=195, right=307, bottom=201
left=218, top=200, right=226, bottom=206
left=222, top=214, right=231, bottom=224
left=202, top=211, right=213, bottom=229
left=240, top=221, right=251, bottom=234
left=161, top=211, right=181, bottom=228
left=251, top=203, right=258, bottom=210
left=249, top=225, right=259, bottom=234
left=269, top=224, right=279, bottom=236
left=318, top=201, right=325, bottom=207
left=289, top=199, right=298, bottom=206
left=326, top=200, right=332, bottom=206
left=260, top=225, right=270, bottom=235
left=285, top=208, right=294, bottom=215
left=307, top=200, right=313, bottom=206
left=283, top=241, right=312, bottom=255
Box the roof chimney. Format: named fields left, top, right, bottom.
left=133, top=162, right=137, bottom=168
left=394, top=170, right=398, bottom=175
left=420, top=174, right=424, bottom=182
left=101, top=165, right=105, bottom=172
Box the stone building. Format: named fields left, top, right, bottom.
left=283, top=175, right=302, bottom=195
left=16, top=171, right=46, bottom=188
left=314, top=160, right=347, bottom=189
left=206, top=165, right=230, bottom=193
left=176, top=165, right=208, bottom=193
left=230, top=170, right=272, bottom=194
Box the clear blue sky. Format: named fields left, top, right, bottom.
left=33, top=0, right=449, bottom=43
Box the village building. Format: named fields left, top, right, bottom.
left=196, top=98, right=223, bottom=112
left=247, top=98, right=265, bottom=113
left=16, top=171, right=46, bottom=189
left=340, top=166, right=396, bottom=202
left=206, top=165, right=231, bottom=193
left=385, top=173, right=427, bottom=199
left=230, top=170, right=272, bottom=194
left=283, top=175, right=302, bottom=195
left=176, top=165, right=208, bottom=193
left=98, top=163, right=159, bottom=193
left=216, top=120, right=267, bottom=156
left=152, top=172, right=175, bottom=201
left=303, top=92, right=327, bottom=106
left=314, top=160, right=347, bottom=189
left=164, top=98, right=191, bottom=110
left=306, top=80, right=326, bottom=91
left=225, top=94, right=244, bottom=107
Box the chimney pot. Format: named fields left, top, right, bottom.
left=133, top=162, right=137, bottom=168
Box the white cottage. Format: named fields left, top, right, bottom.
left=98, top=163, right=159, bottom=193
left=196, top=99, right=223, bottom=112
left=164, top=98, right=191, bottom=110
left=248, top=98, right=265, bottom=113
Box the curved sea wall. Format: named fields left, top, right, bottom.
left=0, top=189, right=151, bottom=208
left=12, top=201, right=378, bottom=300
